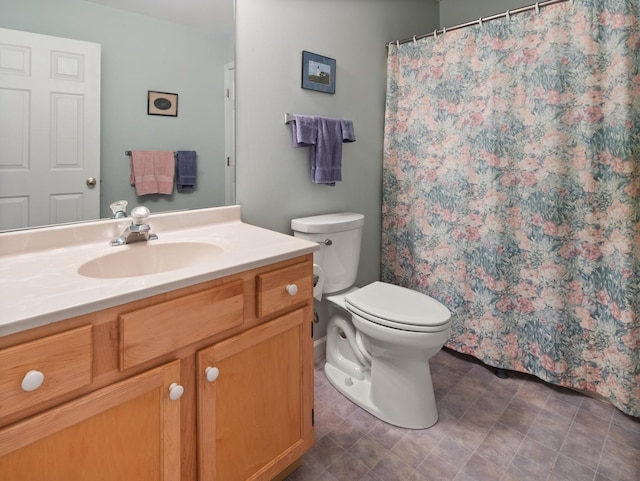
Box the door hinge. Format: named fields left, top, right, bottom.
left=311, top=321, right=314, bottom=338
left=311, top=408, right=315, bottom=427
left=226, top=88, right=230, bottom=98
left=226, top=157, right=230, bottom=167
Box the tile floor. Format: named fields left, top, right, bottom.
left=285, top=348, right=640, bottom=481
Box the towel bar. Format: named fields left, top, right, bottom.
left=125, top=150, right=179, bottom=156
left=285, top=113, right=345, bottom=124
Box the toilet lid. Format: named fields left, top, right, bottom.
left=344, top=282, right=451, bottom=332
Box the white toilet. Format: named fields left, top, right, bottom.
left=291, top=212, right=451, bottom=429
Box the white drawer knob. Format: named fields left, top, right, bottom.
left=286, top=284, right=298, bottom=296
left=205, top=366, right=220, bottom=382
left=168, top=382, right=184, bottom=401
left=22, top=370, right=45, bottom=392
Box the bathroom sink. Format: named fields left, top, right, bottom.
left=77, top=241, right=224, bottom=279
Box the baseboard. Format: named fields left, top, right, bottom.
left=314, top=336, right=326, bottom=363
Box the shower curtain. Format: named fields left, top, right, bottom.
left=382, top=0, right=640, bottom=416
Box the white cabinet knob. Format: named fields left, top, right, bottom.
left=168, top=382, right=184, bottom=401
left=285, top=284, right=298, bottom=296
left=21, top=370, right=45, bottom=392
left=205, top=366, right=220, bottom=382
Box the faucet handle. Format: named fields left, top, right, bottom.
left=131, top=206, right=151, bottom=225
left=109, top=200, right=128, bottom=218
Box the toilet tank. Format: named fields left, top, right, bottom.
left=291, top=213, right=364, bottom=294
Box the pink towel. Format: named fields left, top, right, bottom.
left=130, top=150, right=175, bottom=195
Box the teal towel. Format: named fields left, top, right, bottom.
left=176, top=151, right=197, bottom=191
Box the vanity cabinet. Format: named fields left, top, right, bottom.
left=0, top=254, right=314, bottom=481
left=0, top=360, right=182, bottom=481
left=0, top=325, right=93, bottom=419
left=197, top=308, right=312, bottom=481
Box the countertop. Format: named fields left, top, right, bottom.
left=0, top=206, right=318, bottom=337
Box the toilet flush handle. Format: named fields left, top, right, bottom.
left=286, top=284, right=298, bottom=296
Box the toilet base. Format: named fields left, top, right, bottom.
left=324, top=361, right=438, bottom=430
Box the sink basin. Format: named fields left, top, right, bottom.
left=77, top=241, right=224, bottom=279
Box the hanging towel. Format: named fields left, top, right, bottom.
left=313, top=116, right=357, bottom=185
left=130, top=150, right=175, bottom=195
left=292, top=114, right=317, bottom=146
left=176, top=150, right=197, bottom=191
left=341, top=119, right=356, bottom=143
left=292, top=115, right=356, bottom=186
left=312, top=117, right=344, bottom=185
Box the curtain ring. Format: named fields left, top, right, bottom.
left=442, top=27, right=447, bottom=34
left=396, top=40, right=400, bottom=47
left=478, top=17, right=483, bottom=28
left=413, top=35, right=417, bottom=44
left=535, top=2, right=540, bottom=15
left=506, top=10, right=510, bottom=21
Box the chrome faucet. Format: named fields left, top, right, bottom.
left=110, top=206, right=158, bottom=246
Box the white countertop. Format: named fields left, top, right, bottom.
left=0, top=206, right=318, bottom=337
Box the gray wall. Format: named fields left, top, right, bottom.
left=234, top=0, right=533, bottom=287
left=439, top=0, right=536, bottom=26
left=0, top=0, right=233, bottom=219
left=235, top=0, right=440, bottom=288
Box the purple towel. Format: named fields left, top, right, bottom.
left=292, top=116, right=356, bottom=186
left=292, top=115, right=317, bottom=146
left=176, top=150, right=197, bottom=191
left=341, top=120, right=356, bottom=143
left=312, top=117, right=344, bottom=185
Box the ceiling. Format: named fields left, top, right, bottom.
left=84, top=0, right=234, bottom=32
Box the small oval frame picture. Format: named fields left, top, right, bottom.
left=147, top=91, right=178, bottom=117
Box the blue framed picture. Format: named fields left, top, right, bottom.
left=301, top=51, right=336, bottom=94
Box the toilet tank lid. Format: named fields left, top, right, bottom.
left=291, top=212, right=364, bottom=234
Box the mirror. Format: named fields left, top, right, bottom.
left=0, top=0, right=235, bottom=230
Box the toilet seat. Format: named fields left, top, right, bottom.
left=344, top=281, right=451, bottom=333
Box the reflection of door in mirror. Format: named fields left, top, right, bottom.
left=224, top=62, right=235, bottom=205
left=0, top=28, right=100, bottom=231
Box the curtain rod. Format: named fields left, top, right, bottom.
left=387, top=0, right=572, bottom=47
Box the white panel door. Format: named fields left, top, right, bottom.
left=0, top=27, right=100, bottom=231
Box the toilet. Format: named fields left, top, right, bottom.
left=291, top=212, right=451, bottom=429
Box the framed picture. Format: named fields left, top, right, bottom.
left=147, top=91, right=178, bottom=117
left=301, top=51, right=336, bottom=94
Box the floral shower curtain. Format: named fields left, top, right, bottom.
left=382, top=0, right=640, bottom=416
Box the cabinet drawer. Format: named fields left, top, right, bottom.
left=119, top=280, right=244, bottom=369
left=0, top=325, right=93, bottom=419
left=256, top=262, right=312, bottom=318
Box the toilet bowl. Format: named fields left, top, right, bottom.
left=325, top=282, right=451, bottom=429
left=291, top=213, right=452, bottom=429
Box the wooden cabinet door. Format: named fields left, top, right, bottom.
left=0, top=360, right=182, bottom=481
left=197, top=308, right=314, bottom=481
